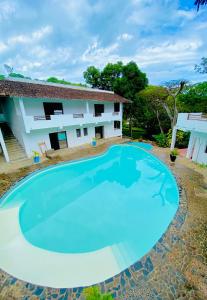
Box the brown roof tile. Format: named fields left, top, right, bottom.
left=0, top=79, right=131, bottom=103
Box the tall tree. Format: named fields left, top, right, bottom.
left=138, top=86, right=169, bottom=133
left=163, top=80, right=186, bottom=129
left=83, top=61, right=148, bottom=96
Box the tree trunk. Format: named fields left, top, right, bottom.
left=156, top=110, right=164, bottom=134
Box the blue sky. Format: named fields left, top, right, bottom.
left=0, top=0, right=206, bottom=85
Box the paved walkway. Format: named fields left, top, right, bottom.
left=0, top=142, right=206, bottom=300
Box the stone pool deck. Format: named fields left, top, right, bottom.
left=0, top=140, right=206, bottom=300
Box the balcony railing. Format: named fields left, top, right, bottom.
left=73, top=113, right=84, bottom=118
left=187, top=113, right=207, bottom=121
left=24, top=112, right=121, bottom=133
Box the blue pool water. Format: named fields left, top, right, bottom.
left=127, top=141, right=153, bottom=150
left=1, top=145, right=178, bottom=268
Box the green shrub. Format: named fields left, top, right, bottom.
left=153, top=133, right=169, bottom=147
left=170, top=149, right=178, bottom=156
left=83, top=286, right=113, bottom=300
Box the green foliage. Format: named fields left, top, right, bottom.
left=83, top=286, right=113, bottom=300
left=123, top=126, right=146, bottom=139
left=178, top=82, right=207, bottom=113
left=170, top=148, right=178, bottom=156
left=47, top=77, right=87, bottom=87
left=0, top=74, right=5, bottom=80
left=166, top=129, right=189, bottom=148
left=83, top=66, right=101, bottom=88
left=9, top=73, right=31, bottom=79
left=153, top=133, right=169, bottom=147
left=83, top=61, right=148, bottom=98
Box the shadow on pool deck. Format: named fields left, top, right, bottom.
left=0, top=144, right=206, bottom=300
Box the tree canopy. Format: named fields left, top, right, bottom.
left=83, top=61, right=148, bottom=100
left=178, top=82, right=207, bottom=113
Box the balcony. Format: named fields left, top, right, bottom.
left=24, top=112, right=121, bottom=133
left=176, top=113, right=207, bottom=133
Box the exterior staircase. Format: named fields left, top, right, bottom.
left=0, top=123, right=27, bottom=161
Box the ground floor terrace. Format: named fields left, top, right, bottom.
left=0, top=137, right=206, bottom=300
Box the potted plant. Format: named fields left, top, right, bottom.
left=91, top=138, right=96, bottom=147
left=33, top=151, right=40, bottom=163
left=170, top=148, right=178, bottom=162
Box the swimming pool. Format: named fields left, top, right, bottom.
left=0, top=145, right=179, bottom=288
left=127, top=141, right=153, bottom=150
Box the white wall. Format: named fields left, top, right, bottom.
left=104, top=122, right=122, bottom=138
left=23, top=98, right=117, bottom=116
left=23, top=121, right=122, bottom=157
left=176, top=113, right=207, bottom=133
left=187, top=131, right=207, bottom=165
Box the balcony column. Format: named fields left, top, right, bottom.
left=86, top=101, right=89, bottom=114
left=186, top=132, right=195, bottom=159
left=19, top=98, right=29, bottom=133
left=170, top=127, right=177, bottom=150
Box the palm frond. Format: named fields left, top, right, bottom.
left=195, top=0, right=207, bottom=10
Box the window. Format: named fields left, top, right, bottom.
left=114, top=103, right=120, bottom=113
left=83, top=128, right=88, bottom=136
left=94, top=104, right=104, bottom=117
left=114, top=121, right=121, bottom=130
left=76, top=128, right=81, bottom=137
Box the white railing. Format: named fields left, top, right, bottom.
left=176, top=113, right=207, bottom=133
left=24, top=112, right=121, bottom=133
left=187, top=113, right=207, bottom=121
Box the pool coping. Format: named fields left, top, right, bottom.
left=0, top=145, right=188, bottom=299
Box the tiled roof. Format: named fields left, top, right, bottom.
left=0, top=78, right=131, bottom=103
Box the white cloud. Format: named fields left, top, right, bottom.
left=176, top=10, right=196, bottom=20
left=8, top=26, right=53, bottom=46
left=118, top=33, right=133, bottom=41
left=0, top=42, right=8, bottom=53
left=81, top=40, right=119, bottom=66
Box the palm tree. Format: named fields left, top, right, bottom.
left=195, top=0, right=207, bottom=10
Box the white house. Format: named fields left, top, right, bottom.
left=0, top=78, right=130, bottom=162
left=171, top=113, right=207, bottom=165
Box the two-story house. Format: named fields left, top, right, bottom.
left=0, top=78, right=130, bottom=163
left=171, top=113, right=207, bottom=165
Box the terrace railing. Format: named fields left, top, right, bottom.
left=187, top=113, right=207, bottom=121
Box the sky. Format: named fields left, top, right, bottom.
left=0, top=0, right=206, bottom=85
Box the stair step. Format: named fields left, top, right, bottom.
left=1, top=123, right=27, bottom=162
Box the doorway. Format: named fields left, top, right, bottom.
left=43, top=102, right=63, bottom=120
left=95, top=126, right=104, bottom=139
left=49, top=131, right=68, bottom=150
